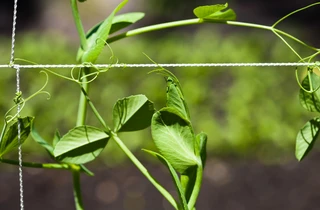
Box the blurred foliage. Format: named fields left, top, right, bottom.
left=0, top=27, right=315, bottom=165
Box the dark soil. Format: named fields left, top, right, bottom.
left=1, top=153, right=320, bottom=210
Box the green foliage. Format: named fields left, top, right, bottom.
left=0, top=117, right=34, bottom=157
left=193, top=3, right=236, bottom=21
left=143, top=149, right=189, bottom=210
left=147, top=71, right=206, bottom=209
left=152, top=108, right=199, bottom=173
left=296, top=69, right=320, bottom=161
left=296, top=118, right=320, bottom=161
left=77, top=11, right=144, bottom=62
left=53, top=125, right=110, bottom=164
left=299, top=71, right=320, bottom=112
left=77, top=0, right=128, bottom=63
left=113, top=94, right=155, bottom=132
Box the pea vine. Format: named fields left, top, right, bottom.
left=0, top=1, right=319, bottom=210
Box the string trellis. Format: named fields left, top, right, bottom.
left=9, top=0, right=24, bottom=210
left=3, top=1, right=318, bottom=210
left=0, top=62, right=317, bottom=69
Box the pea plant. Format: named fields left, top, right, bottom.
left=0, top=1, right=320, bottom=209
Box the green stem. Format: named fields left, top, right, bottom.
left=76, top=68, right=89, bottom=126
left=0, top=158, right=70, bottom=169
left=107, top=18, right=319, bottom=52
left=107, top=19, right=203, bottom=43
left=111, top=132, right=179, bottom=209
left=72, top=165, right=84, bottom=210
left=187, top=164, right=203, bottom=210
left=70, top=0, right=88, bottom=50
left=80, top=86, right=110, bottom=132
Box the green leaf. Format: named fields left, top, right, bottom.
left=113, top=94, right=155, bottom=132
left=196, top=132, right=207, bottom=168
left=181, top=132, right=207, bottom=202
left=110, top=12, right=145, bottom=34
left=0, top=117, right=34, bottom=157
left=52, top=129, right=61, bottom=148
left=193, top=3, right=236, bottom=21
left=166, top=77, right=190, bottom=121
left=53, top=125, right=110, bottom=164
left=79, top=0, right=128, bottom=63
left=143, top=149, right=189, bottom=210
left=31, top=121, right=54, bottom=157
left=296, top=118, right=320, bottom=161
left=299, top=72, right=320, bottom=112
left=81, top=12, right=144, bottom=45
left=151, top=107, right=199, bottom=174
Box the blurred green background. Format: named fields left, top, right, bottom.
left=1, top=0, right=320, bottom=209
left=0, top=0, right=316, bottom=164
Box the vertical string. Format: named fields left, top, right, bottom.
left=10, top=0, right=24, bottom=210
left=10, top=0, right=18, bottom=64
left=16, top=66, right=24, bottom=210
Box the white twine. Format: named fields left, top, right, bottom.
left=0, top=62, right=317, bottom=69
left=9, top=0, right=25, bottom=209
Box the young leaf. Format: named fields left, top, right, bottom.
left=0, top=117, right=34, bottom=157
left=196, top=132, right=207, bottom=168
left=31, top=121, right=54, bottom=157
left=52, top=129, right=61, bottom=148
left=53, top=125, right=110, bottom=164
left=166, top=77, right=190, bottom=121
left=79, top=0, right=128, bottom=63
left=151, top=107, right=199, bottom=174
left=110, top=12, right=145, bottom=34
left=299, top=72, right=320, bottom=112
left=181, top=132, right=207, bottom=202
left=113, top=94, right=155, bottom=132
left=143, top=149, right=189, bottom=210
left=296, top=118, right=320, bottom=161
left=193, top=3, right=236, bottom=21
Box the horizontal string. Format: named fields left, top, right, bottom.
left=0, top=62, right=317, bottom=69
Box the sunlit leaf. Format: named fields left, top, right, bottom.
left=0, top=117, right=34, bottom=157
left=143, top=149, right=188, bottom=210
left=113, top=94, right=155, bottom=132
left=193, top=3, right=236, bottom=21
left=299, top=72, right=320, bottom=112
left=166, top=77, right=190, bottom=121
left=78, top=0, right=128, bottom=63
left=296, top=118, right=320, bottom=161
left=53, top=125, right=110, bottom=164
left=151, top=107, right=199, bottom=174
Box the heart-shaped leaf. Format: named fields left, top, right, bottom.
left=296, top=118, right=320, bottom=161
left=0, top=116, right=34, bottom=157
left=53, top=125, right=110, bottom=164
left=299, top=72, right=320, bottom=112
left=78, top=0, right=128, bottom=63
left=143, top=149, right=189, bottom=210
left=151, top=107, right=199, bottom=174
left=113, top=94, right=155, bottom=132
left=193, top=3, right=236, bottom=21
